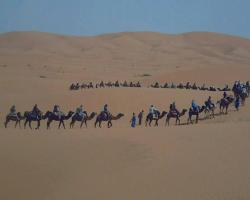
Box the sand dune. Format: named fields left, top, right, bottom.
left=0, top=31, right=250, bottom=200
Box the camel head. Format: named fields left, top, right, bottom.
left=181, top=109, right=188, bottom=115
left=67, top=111, right=74, bottom=117
left=17, top=112, right=24, bottom=120
left=200, top=105, right=206, bottom=112
left=88, top=112, right=97, bottom=120
left=43, top=111, right=50, bottom=119
left=216, top=100, right=221, bottom=105
left=160, top=111, right=168, bottom=118
left=113, top=113, right=124, bottom=119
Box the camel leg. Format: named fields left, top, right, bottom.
left=24, top=119, right=28, bottom=129
left=196, top=115, right=199, bottom=123
left=58, top=121, right=62, bottom=129
left=94, top=120, right=97, bottom=128
left=70, top=120, right=74, bottom=129
left=47, top=120, right=51, bottom=129
left=15, top=120, right=18, bottom=128
left=19, top=120, right=21, bottom=128
left=108, top=121, right=112, bottom=128
left=176, top=118, right=180, bottom=125
left=187, top=116, right=192, bottom=124
left=62, top=121, right=66, bottom=129
left=99, top=121, right=101, bottom=128
left=36, top=120, right=40, bottom=130
left=80, top=120, right=84, bottom=128
left=4, top=119, right=9, bottom=128
left=29, top=121, right=32, bottom=129
left=84, top=120, right=87, bottom=128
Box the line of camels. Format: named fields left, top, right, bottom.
left=150, top=82, right=232, bottom=91
left=4, top=95, right=242, bottom=130
left=69, top=81, right=235, bottom=92
left=70, top=81, right=142, bottom=90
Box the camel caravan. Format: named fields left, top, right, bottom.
left=68, top=80, right=248, bottom=93
left=4, top=81, right=249, bottom=129
left=70, top=81, right=142, bottom=90
left=150, top=82, right=233, bottom=92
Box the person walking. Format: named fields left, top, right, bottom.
left=130, top=113, right=137, bottom=128
left=138, top=110, right=144, bottom=125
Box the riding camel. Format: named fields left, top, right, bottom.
left=145, top=111, right=167, bottom=127
left=4, top=112, right=23, bottom=128
left=187, top=106, right=206, bottom=124
left=43, top=111, right=74, bottom=129
left=95, top=112, right=124, bottom=128
left=217, top=96, right=234, bottom=114
left=165, top=109, right=187, bottom=126
left=23, top=111, right=43, bottom=130
left=70, top=112, right=97, bottom=128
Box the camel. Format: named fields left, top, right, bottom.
left=162, top=82, right=169, bottom=88
left=4, top=112, right=23, bottom=128
left=151, top=82, right=160, bottom=88
left=165, top=109, right=187, bottom=126
left=145, top=111, right=168, bottom=127
left=70, top=83, right=80, bottom=90
left=187, top=106, right=206, bottom=124
left=177, top=83, right=184, bottom=89
left=70, top=112, right=97, bottom=128
left=204, top=105, right=216, bottom=119
left=95, top=112, right=124, bottom=128
left=96, top=81, right=105, bottom=88
left=185, top=82, right=191, bottom=89
left=217, top=96, right=234, bottom=114
left=23, top=111, right=43, bottom=130
left=191, top=83, right=198, bottom=90
left=43, top=111, right=74, bottom=129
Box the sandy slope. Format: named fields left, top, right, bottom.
left=0, top=31, right=250, bottom=200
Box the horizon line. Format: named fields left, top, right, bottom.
left=1, top=29, right=250, bottom=40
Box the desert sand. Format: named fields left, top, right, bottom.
left=0, top=31, right=250, bottom=200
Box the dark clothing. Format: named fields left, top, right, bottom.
left=138, top=112, right=144, bottom=125
left=32, top=106, right=40, bottom=115
left=235, top=97, right=240, bottom=110
left=170, top=104, right=180, bottom=115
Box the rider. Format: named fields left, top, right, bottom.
left=169, top=102, right=180, bottom=115
left=32, top=104, right=41, bottom=119
left=123, top=81, right=128, bottom=87
left=192, top=82, right=197, bottom=89
left=191, top=100, right=199, bottom=112
left=102, top=104, right=110, bottom=118
left=136, top=81, right=141, bottom=87
left=205, top=96, right=215, bottom=109
left=9, top=105, right=19, bottom=119
left=115, top=80, right=119, bottom=87
left=149, top=105, right=159, bottom=118
left=75, top=105, right=86, bottom=118
left=53, top=105, right=61, bottom=119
